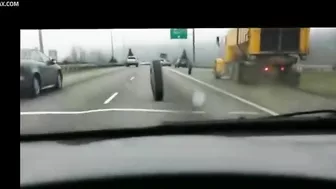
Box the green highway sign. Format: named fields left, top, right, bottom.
left=170, top=29, right=187, bottom=39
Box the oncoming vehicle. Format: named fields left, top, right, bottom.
left=125, top=56, right=139, bottom=67
left=20, top=49, right=63, bottom=98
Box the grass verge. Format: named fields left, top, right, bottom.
left=299, top=71, right=336, bottom=98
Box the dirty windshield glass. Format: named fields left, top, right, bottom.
left=20, top=28, right=336, bottom=135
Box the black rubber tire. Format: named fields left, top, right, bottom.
left=281, top=70, right=301, bottom=87
left=136, top=64, right=139, bottom=67
left=55, top=72, right=63, bottom=89
left=28, top=75, right=41, bottom=98
left=150, top=60, right=164, bottom=101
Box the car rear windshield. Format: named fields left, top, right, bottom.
left=128, top=57, right=136, bottom=59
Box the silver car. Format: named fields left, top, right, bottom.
left=20, top=49, right=63, bottom=98
left=125, top=56, right=139, bottom=67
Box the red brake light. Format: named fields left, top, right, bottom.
left=280, top=66, right=285, bottom=71
left=264, top=67, right=269, bottom=71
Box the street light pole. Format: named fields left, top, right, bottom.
left=38, top=30, right=44, bottom=53
left=188, top=28, right=195, bottom=75
left=192, top=28, right=195, bottom=64
left=110, top=31, right=114, bottom=58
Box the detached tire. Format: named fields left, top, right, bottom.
left=150, top=60, right=164, bottom=101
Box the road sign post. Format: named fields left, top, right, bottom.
left=171, top=28, right=194, bottom=75
left=170, top=29, right=188, bottom=39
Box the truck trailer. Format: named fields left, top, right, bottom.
left=213, top=28, right=310, bottom=86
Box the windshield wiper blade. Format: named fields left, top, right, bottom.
left=264, top=109, right=336, bottom=119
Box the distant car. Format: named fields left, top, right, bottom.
left=20, top=49, right=63, bottom=98
left=160, top=59, right=171, bottom=66
left=125, top=56, right=139, bottom=67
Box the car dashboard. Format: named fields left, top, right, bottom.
left=21, top=135, right=336, bottom=188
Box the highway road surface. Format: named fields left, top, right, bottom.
left=20, top=66, right=274, bottom=135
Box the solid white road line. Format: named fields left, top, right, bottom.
left=130, top=76, right=135, bottom=81
left=228, top=111, right=259, bottom=115
left=167, top=68, right=279, bottom=116
left=103, top=92, right=118, bottom=104
left=20, top=108, right=205, bottom=115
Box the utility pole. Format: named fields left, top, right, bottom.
left=110, top=30, right=114, bottom=58
left=122, top=36, right=126, bottom=57
left=188, top=28, right=195, bottom=75
left=38, top=30, right=44, bottom=53
left=192, top=28, right=195, bottom=64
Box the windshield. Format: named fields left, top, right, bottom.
left=20, top=28, right=336, bottom=135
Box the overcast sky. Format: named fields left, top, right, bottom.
left=20, top=29, right=229, bottom=62
left=20, top=28, right=336, bottom=66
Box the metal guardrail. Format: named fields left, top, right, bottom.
left=59, top=63, right=125, bottom=74
left=299, top=64, right=336, bottom=72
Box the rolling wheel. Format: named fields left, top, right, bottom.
left=150, top=60, right=164, bottom=101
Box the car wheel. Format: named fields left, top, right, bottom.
left=29, top=76, right=41, bottom=98
left=55, top=72, right=63, bottom=89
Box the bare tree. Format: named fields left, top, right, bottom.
left=127, top=48, right=134, bottom=57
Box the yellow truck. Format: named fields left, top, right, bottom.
left=214, top=28, right=310, bottom=86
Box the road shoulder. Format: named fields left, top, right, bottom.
left=170, top=68, right=336, bottom=114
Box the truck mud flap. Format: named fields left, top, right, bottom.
left=279, top=68, right=301, bottom=87
left=232, top=62, right=259, bottom=85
